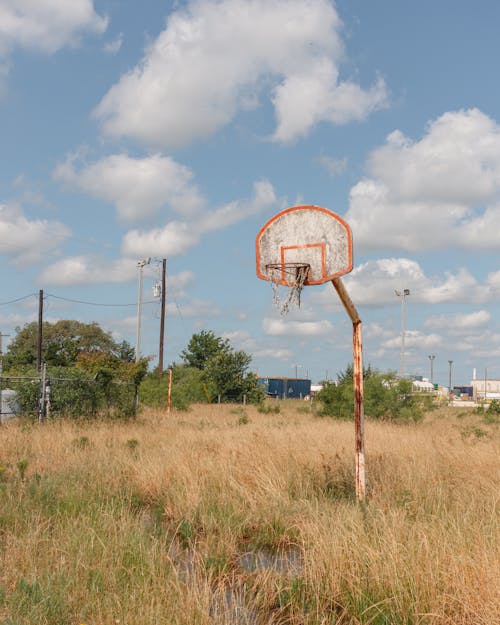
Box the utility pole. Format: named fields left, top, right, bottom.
left=158, top=258, right=166, bottom=381
left=395, top=289, right=410, bottom=377
left=0, top=331, right=10, bottom=423
left=37, top=289, right=43, bottom=371
left=135, top=258, right=151, bottom=362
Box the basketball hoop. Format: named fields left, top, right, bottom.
left=266, top=262, right=310, bottom=317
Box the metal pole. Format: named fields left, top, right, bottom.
left=484, top=367, right=487, bottom=402
left=395, top=289, right=410, bottom=377
left=332, top=278, right=365, bottom=503
left=135, top=258, right=150, bottom=362
left=428, top=354, right=435, bottom=384
left=448, top=360, right=453, bottom=401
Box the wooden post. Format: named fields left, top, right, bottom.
left=332, top=278, right=366, bottom=503
left=167, top=368, right=172, bottom=414
left=158, top=258, right=166, bottom=382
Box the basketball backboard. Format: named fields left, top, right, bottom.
left=256, top=205, right=352, bottom=286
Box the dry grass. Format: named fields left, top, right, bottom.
left=0, top=403, right=498, bottom=624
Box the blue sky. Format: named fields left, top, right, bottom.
left=1, top=0, right=500, bottom=387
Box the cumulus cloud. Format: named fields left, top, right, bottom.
left=263, top=317, right=333, bottom=336
left=382, top=330, right=442, bottom=350
left=312, top=258, right=490, bottom=309
left=38, top=256, right=134, bottom=286
left=425, top=310, right=491, bottom=331
left=0, top=203, right=70, bottom=265
left=94, top=0, right=387, bottom=148
left=54, top=153, right=205, bottom=221
left=346, top=108, right=500, bottom=251
left=0, top=1, right=106, bottom=66
left=122, top=179, right=278, bottom=257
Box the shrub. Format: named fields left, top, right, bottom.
left=317, top=366, right=425, bottom=422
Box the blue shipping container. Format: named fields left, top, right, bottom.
left=258, top=377, right=311, bottom=399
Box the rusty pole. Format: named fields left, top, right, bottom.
left=331, top=278, right=365, bottom=502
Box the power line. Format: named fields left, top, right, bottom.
left=0, top=293, right=36, bottom=306
left=45, top=293, right=157, bottom=308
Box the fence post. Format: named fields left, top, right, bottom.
left=38, top=363, right=47, bottom=423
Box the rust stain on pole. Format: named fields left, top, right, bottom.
left=332, top=278, right=366, bottom=502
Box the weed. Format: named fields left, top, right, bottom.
left=126, top=438, right=139, bottom=451
left=238, top=412, right=249, bottom=425
left=257, top=403, right=280, bottom=414
left=16, top=459, right=28, bottom=481
left=462, top=424, right=489, bottom=440
left=177, top=518, right=196, bottom=547
left=73, top=435, right=90, bottom=449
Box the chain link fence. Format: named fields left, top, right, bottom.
left=0, top=370, right=136, bottom=422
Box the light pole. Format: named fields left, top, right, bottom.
left=428, top=354, right=435, bottom=384
left=395, top=289, right=410, bottom=377
left=135, top=258, right=151, bottom=362
left=448, top=360, right=453, bottom=400
left=294, top=363, right=301, bottom=379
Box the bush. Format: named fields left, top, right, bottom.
left=139, top=365, right=207, bottom=410
left=317, top=366, right=425, bottom=422
left=7, top=365, right=136, bottom=419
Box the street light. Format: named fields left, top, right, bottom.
left=395, top=289, right=410, bottom=377
left=428, top=354, right=435, bottom=384
left=135, top=258, right=151, bottom=362
left=448, top=360, right=453, bottom=400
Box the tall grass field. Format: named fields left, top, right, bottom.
left=0, top=403, right=498, bottom=624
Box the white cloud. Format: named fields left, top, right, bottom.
left=122, top=179, right=278, bottom=257
left=425, top=310, right=491, bottom=331
left=263, top=317, right=333, bottom=336
left=253, top=347, right=292, bottom=360
left=54, top=153, right=205, bottom=221
left=38, top=256, right=134, bottom=286
left=104, top=33, right=123, bottom=55
left=38, top=256, right=196, bottom=290
left=346, top=109, right=500, bottom=251
left=0, top=203, right=70, bottom=265
left=311, top=258, right=490, bottom=309
left=382, top=330, right=442, bottom=350
left=94, top=0, right=387, bottom=148
left=0, top=1, right=106, bottom=55
left=317, top=155, right=348, bottom=176
left=166, top=298, right=219, bottom=319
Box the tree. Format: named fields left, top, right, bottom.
left=160, top=330, right=265, bottom=405
left=180, top=330, right=230, bottom=370
left=4, top=320, right=132, bottom=370
left=318, top=365, right=426, bottom=422
left=204, top=350, right=264, bottom=403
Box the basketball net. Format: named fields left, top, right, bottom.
left=266, top=263, right=310, bottom=317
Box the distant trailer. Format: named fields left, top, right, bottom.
left=258, top=377, right=311, bottom=399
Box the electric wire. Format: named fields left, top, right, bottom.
left=0, top=293, right=36, bottom=306
left=45, top=293, right=157, bottom=307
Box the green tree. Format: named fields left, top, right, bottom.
left=180, top=330, right=230, bottom=370
left=204, top=350, right=264, bottom=403
left=4, top=320, right=132, bottom=370
left=318, top=365, right=425, bottom=422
